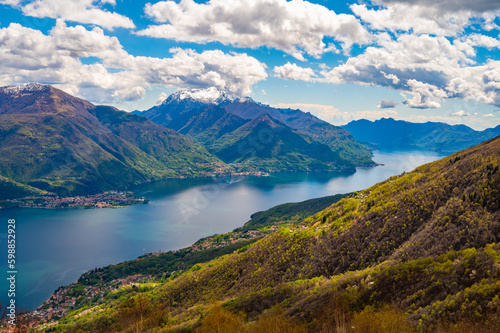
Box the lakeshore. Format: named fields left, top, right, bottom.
left=13, top=226, right=278, bottom=330
left=0, top=191, right=149, bottom=210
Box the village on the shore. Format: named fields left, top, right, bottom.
left=0, top=191, right=149, bottom=209
left=0, top=217, right=313, bottom=331
left=5, top=223, right=290, bottom=331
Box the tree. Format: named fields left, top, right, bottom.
left=352, top=306, right=414, bottom=333
left=117, top=293, right=150, bottom=333
left=314, top=295, right=351, bottom=333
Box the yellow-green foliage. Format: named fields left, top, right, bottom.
left=195, top=305, right=309, bottom=333
left=352, top=306, right=414, bottom=333
left=196, top=303, right=247, bottom=333
left=249, top=309, right=307, bottom=333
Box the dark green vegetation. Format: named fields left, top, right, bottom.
left=210, top=114, right=355, bottom=172
left=62, top=193, right=348, bottom=290
left=139, top=89, right=374, bottom=170
left=342, top=117, right=500, bottom=153
left=0, top=175, right=47, bottom=200
left=235, top=192, right=349, bottom=232
left=77, top=240, right=257, bottom=287
left=0, top=84, right=221, bottom=197
left=36, top=135, right=500, bottom=332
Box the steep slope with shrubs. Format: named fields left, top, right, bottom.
left=36, top=136, right=500, bottom=332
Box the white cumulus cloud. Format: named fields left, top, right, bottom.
left=156, top=92, right=168, bottom=105
left=274, top=32, right=500, bottom=109
left=0, top=21, right=268, bottom=103
left=273, top=62, right=315, bottom=81
left=352, top=0, right=500, bottom=36
left=6, top=0, right=136, bottom=30
left=0, top=0, right=21, bottom=5
left=137, top=0, right=372, bottom=60
left=450, top=110, right=471, bottom=117
left=261, top=0, right=498, bottom=110
left=377, top=0, right=500, bottom=15
left=351, top=3, right=470, bottom=36
left=377, top=99, right=397, bottom=108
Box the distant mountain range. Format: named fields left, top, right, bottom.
left=342, top=118, right=500, bottom=153
left=136, top=87, right=374, bottom=171
left=0, top=83, right=220, bottom=196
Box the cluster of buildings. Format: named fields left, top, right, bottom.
left=26, top=273, right=152, bottom=329
left=192, top=162, right=271, bottom=178
left=188, top=229, right=268, bottom=252
left=2, top=191, right=147, bottom=209
left=16, top=221, right=300, bottom=330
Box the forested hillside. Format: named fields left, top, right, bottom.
left=35, top=136, right=500, bottom=332
left=139, top=88, right=374, bottom=169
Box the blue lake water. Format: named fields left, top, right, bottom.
left=0, top=150, right=446, bottom=310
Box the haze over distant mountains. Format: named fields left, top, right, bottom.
left=137, top=87, right=374, bottom=170
left=343, top=118, right=500, bottom=153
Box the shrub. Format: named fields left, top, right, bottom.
left=352, top=306, right=414, bottom=333
left=196, top=303, right=247, bottom=333
left=249, top=309, right=307, bottom=333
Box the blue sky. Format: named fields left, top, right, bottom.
left=0, top=0, right=499, bottom=129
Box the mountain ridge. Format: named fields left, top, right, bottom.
left=210, top=113, right=355, bottom=172
left=0, top=84, right=223, bottom=197
left=139, top=87, right=374, bottom=167
left=343, top=117, right=500, bottom=153
left=165, top=86, right=241, bottom=105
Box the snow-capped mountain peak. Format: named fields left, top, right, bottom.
left=0, top=83, right=49, bottom=96
left=166, top=87, right=240, bottom=105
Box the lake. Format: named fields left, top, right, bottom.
left=0, top=150, right=445, bottom=310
